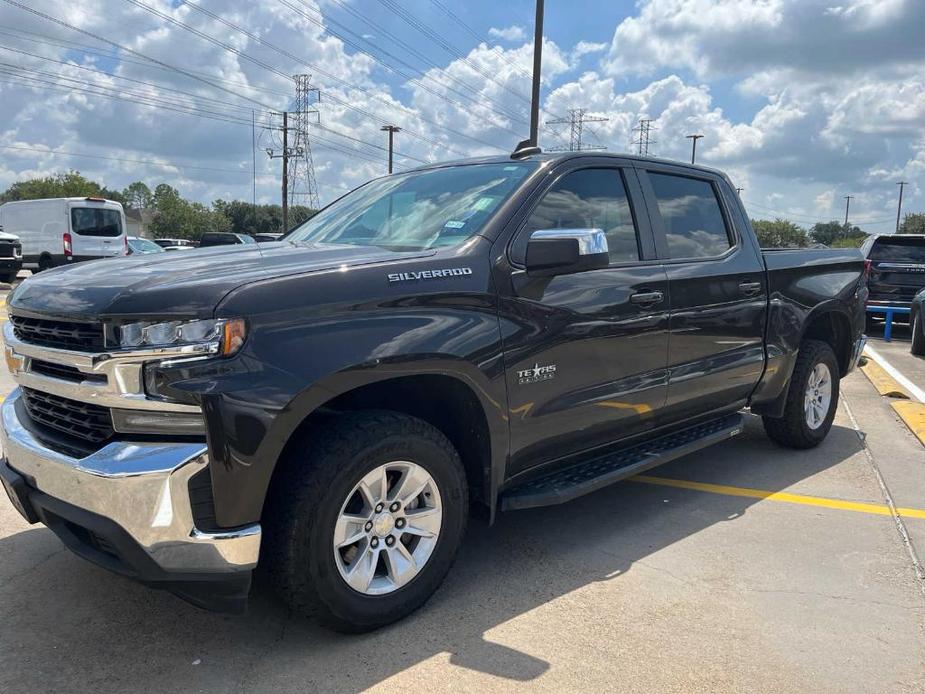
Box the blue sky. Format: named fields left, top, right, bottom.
left=0, top=0, right=923, bottom=232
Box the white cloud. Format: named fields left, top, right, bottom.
left=488, top=25, right=526, bottom=42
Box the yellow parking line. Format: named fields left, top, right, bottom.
left=630, top=474, right=925, bottom=520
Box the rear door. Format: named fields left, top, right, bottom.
left=497, top=161, right=670, bottom=476
left=68, top=201, right=126, bottom=258
left=637, top=165, right=767, bottom=422
left=865, top=236, right=925, bottom=306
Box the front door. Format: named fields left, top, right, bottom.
left=497, top=164, right=670, bottom=477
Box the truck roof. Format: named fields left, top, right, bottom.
left=405, top=150, right=731, bottom=179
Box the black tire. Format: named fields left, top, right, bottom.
left=762, top=339, right=840, bottom=449
left=0, top=273, right=15, bottom=285
left=263, top=411, right=468, bottom=633
left=37, top=255, right=54, bottom=272
left=912, top=312, right=925, bottom=356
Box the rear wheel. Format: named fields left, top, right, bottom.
left=37, top=255, right=54, bottom=272
left=264, top=411, right=468, bottom=632
left=912, top=312, right=925, bottom=356
left=762, top=339, right=839, bottom=449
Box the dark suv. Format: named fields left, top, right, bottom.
left=199, top=232, right=256, bottom=247
left=861, top=234, right=925, bottom=312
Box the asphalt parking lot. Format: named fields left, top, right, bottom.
left=1, top=283, right=924, bottom=693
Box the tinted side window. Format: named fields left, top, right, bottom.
left=521, top=169, right=639, bottom=264
left=649, top=173, right=732, bottom=259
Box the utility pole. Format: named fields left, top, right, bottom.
left=547, top=108, right=608, bottom=152
left=380, top=125, right=401, bottom=173
left=736, top=187, right=743, bottom=195
left=265, top=111, right=299, bottom=232
left=896, top=181, right=908, bottom=233
left=631, top=118, right=656, bottom=156
left=844, top=195, right=853, bottom=227
left=282, top=111, right=289, bottom=231
left=686, top=134, right=704, bottom=164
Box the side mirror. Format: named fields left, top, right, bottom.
left=525, top=229, right=610, bottom=277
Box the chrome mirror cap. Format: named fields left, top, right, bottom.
left=529, top=228, right=609, bottom=256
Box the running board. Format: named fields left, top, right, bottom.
left=500, top=413, right=744, bottom=511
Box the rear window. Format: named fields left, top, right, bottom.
left=71, top=208, right=122, bottom=237
left=649, top=173, right=733, bottom=259
left=869, top=238, right=925, bottom=263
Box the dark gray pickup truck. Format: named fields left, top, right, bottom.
left=0, top=152, right=867, bottom=631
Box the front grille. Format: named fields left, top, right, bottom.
left=10, top=315, right=105, bottom=352
left=20, top=387, right=113, bottom=443
left=0, top=241, right=19, bottom=258
left=29, top=359, right=107, bottom=384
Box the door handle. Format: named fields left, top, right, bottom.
left=738, top=281, right=762, bottom=295
left=630, top=290, right=664, bottom=305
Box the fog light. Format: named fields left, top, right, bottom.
left=111, top=409, right=206, bottom=436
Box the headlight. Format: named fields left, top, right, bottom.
left=117, top=318, right=246, bottom=356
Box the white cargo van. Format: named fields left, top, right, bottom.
left=0, top=197, right=128, bottom=271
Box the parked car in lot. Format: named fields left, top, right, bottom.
left=126, top=236, right=166, bottom=255
left=0, top=197, right=128, bottom=271
left=198, top=231, right=256, bottom=247
left=254, top=232, right=283, bottom=243
left=861, top=234, right=925, bottom=317
left=152, top=238, right=195, bottom=249
left=162, top=244, right=195, bottom=252
left=0, top=153, right=867, bottom=632
left=0, top=227, right=22, bottom=284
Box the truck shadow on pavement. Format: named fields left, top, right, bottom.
left=0, top=417, right=866, bottom=693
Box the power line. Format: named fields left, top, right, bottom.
left=0, top=0, right=275, bottom=111
left=162, top=0, right=501, bottom=154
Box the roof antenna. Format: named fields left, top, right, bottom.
left=512, top=0, right=544, bottom=160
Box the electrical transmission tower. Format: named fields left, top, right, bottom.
left=263, top=76, right=321, bottom=231
left=288, top=74, right=321, bottom=211
left=631, top=118, right=656, bottom=156
left=547, top=108, right=608, bottom=152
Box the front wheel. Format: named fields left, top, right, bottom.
left=264, top=411, right=468, bottom=632
left=762, top=339, right=840, bottom=449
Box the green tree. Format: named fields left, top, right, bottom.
left=122, top=181, right=153, bottom=210
left=0, top=170, right=124, bottom=204
left=751, top=218, right=808, bottom=248
left=898, top=213, right=925, bottom=235
left=809, top=220, right=866, bottom=246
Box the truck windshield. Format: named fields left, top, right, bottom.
left=71, top=208, right=122, bottom=237
left=286, top=163, right=535, bottom=251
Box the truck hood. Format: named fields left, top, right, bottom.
left=10, top=242, right=430, bottom=320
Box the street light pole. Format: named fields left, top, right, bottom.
left=686, top=134, right=704, bottom=164
left=844, top=195, right=853, bottom=227
left=380, top=125, right=401, bottom=174
left=896, top=181, right=908, bottom=233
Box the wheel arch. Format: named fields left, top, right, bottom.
left=801, top=306, right=853, bottom=376
left=263, top=367, right=506, bottom=523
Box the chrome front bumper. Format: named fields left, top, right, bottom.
left=0, top=389, right=260, bottom=576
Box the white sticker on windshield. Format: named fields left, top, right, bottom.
left=472, top=196, right=495, bottom=211
left=444, top=220, right=466, bottom=229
